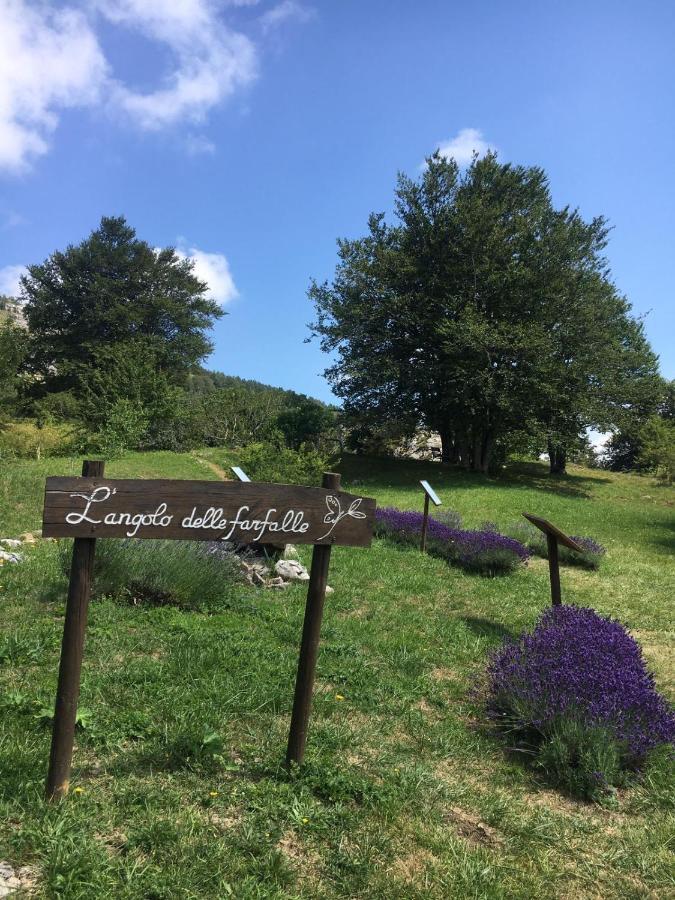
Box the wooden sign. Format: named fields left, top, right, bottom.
left=43, top=478, right=374, bottom=547
left=420, top=480, right=442, bottom=506
left=230, top=466, right=251, bottom=483
left=522, top=513, right=583, bottom=553
left=419, top=479, right=442, bottom=552
left=522, top=512, right=583, bottom=606
left=43, top=463, right=375, bottom=800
